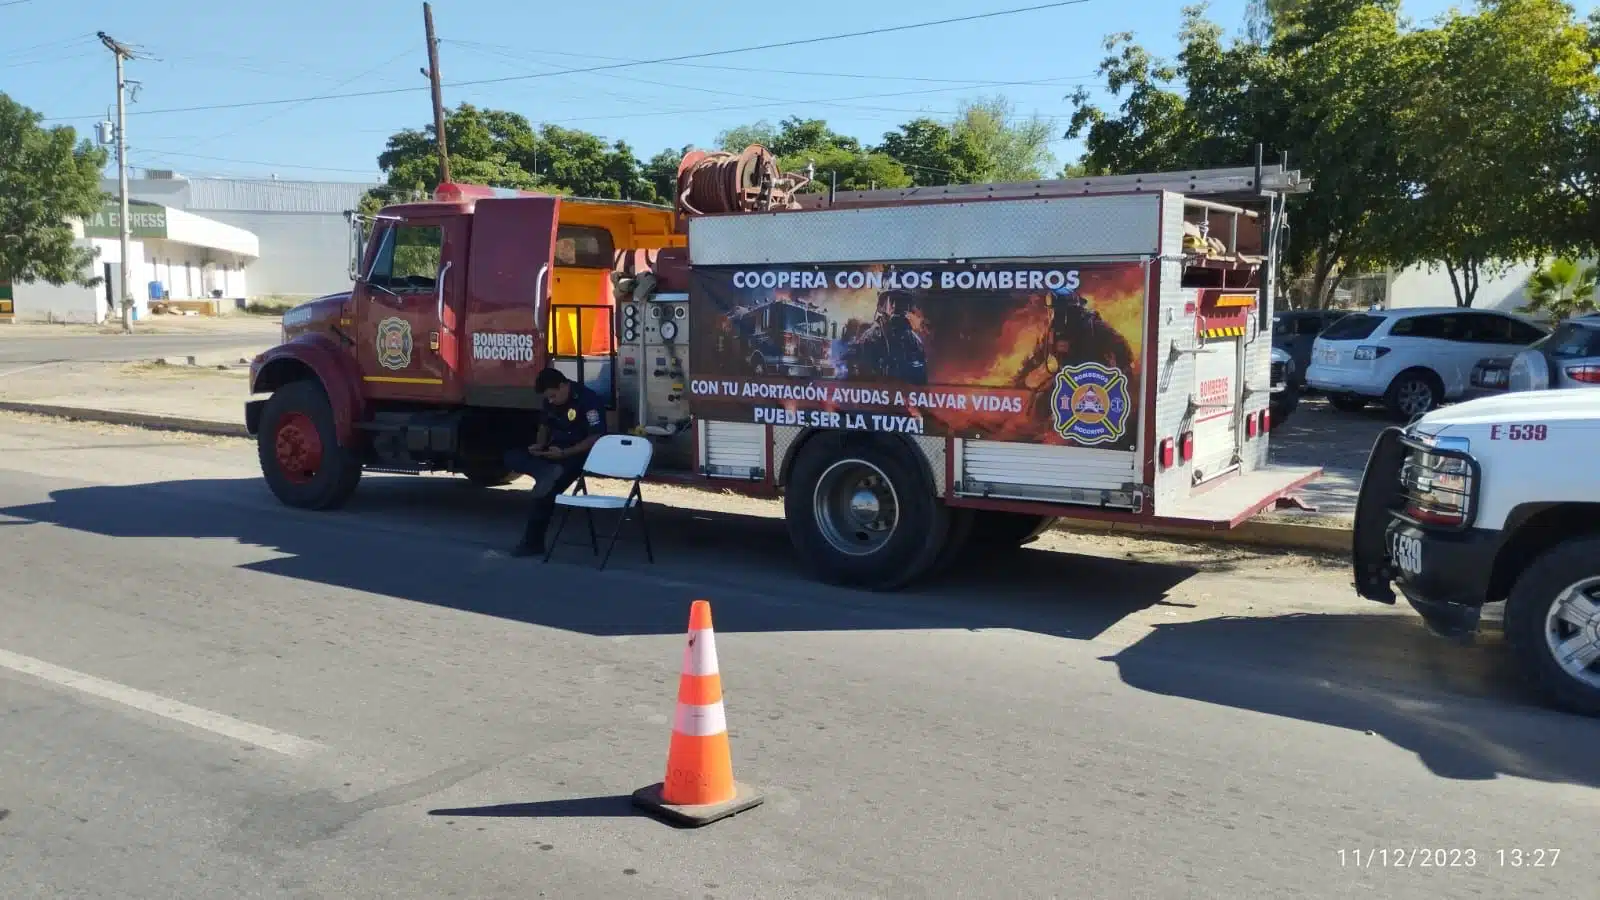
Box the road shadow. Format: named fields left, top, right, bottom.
left=1, top=475, right=1199, bottom=642
left=1106, top=612, right=1600, bottom=788
left=428, top=795, right=639, bottom=820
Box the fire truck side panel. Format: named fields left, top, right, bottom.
left=685, top=194, right=1161, bottom=265
left=689, top=194, right=1162, bottom=508
left=1152, top=260, right=1200, bottom=514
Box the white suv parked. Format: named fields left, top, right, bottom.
left=1305, top=307, right=1548, bottom=420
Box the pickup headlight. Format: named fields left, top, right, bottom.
left=1398, top=436, right=1475, bottom=528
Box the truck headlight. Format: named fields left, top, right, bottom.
left=1399, top=436, right=1475, bottom=528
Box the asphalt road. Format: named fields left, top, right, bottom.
left=0, top=330, right=276, bottom=366
left=0, top=414, right=1595, bottom=899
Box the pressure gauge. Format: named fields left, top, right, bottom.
left=659, top=320, right=678, bottom=341
left=673, top=305, right=687, bottom=320
left=649, top=306, right=662, bottom=320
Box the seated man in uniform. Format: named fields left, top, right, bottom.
left=503, top=367, right=608, bottom=557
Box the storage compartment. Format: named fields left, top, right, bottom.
left=955, top=440, right=1140, bottom=510
left=699, top=421, right=766, bottom=480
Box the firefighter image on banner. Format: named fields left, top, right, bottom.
left=689, top=262, right=1146, bottom=450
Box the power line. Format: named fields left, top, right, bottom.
left=42, top=0, right=1093, bottom=121
left=446, top=38, right=1089, bottom=88
left=0, top=1, right=40, bottom=8
left=130, top=147, right=382, bottom=175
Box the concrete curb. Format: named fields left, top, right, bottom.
left=0, top=401, right=249, bottom=439
left=0, top=400, right=1356, bottom=555
left=1052, top=517, right=1352, bottom=554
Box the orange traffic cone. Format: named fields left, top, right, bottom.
left=632, top=600, right=764, bottom=827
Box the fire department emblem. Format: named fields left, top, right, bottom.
left=376, top=316, right=413, bottom=370
left=1050, top=361, right=1131, bottom=446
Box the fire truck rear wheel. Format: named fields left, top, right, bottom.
left=257, top=379, right=361, bottom=510
left=785, top=433, right=948, bottom=591
left=967, top=511, right=1055, bottom=552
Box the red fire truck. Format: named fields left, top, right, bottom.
left=247, top=147, right=1320, bottom=589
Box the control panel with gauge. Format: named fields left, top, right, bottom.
left=616, top=291, right=694, bottom=467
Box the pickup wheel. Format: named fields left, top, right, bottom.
left=1504, top=536, right=1600, bottom=717
left=785, top=433, right=948, bottom=591
left=257, top=379, right=361, bottom=510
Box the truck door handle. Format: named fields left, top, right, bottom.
left=435, top=260, right=454, bottom=331
left=533, top=263, right=549, bottom=329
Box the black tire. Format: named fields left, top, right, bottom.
left=1328, top=393, right=1368, bottom=412
left=966, top=510, right=1055, bottom=553
left=784, top=433, right=949, bottom=591
left=460, top=463, right=520, bottom=487
left=1269, top=385, right=1299, bottom=429
left=256, top=379, right=361, bottom=510
left=925, top=506, right=977, bottom=578
left=1384, top=370, right=1442, bottom=421
left=1503, top=537, right=1600, bottom=717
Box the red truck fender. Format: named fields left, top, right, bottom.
left=247, top=334, right=366, bottom=445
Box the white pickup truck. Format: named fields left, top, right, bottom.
left=1353, top=390, right=1600, bottom=716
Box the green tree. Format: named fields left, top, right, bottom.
left=0, top=93, right=109, bottom=287
left=951, top=96, right=1056, bottom=182
left=783, top=145, right=912, bottom=193
left=715, top=121, right=779, bottom=152
left=1385, top=0, right=1599, bottom=306
left=1520, top=256, right=1598, bottom=323
left=875, top=117, right=987, bottom=186
left=1065, top=3, right=1421, bottom=308
left=642, top=146, right=690, bottom=207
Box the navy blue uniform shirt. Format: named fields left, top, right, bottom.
left=545, top=384, right=608, bottom=448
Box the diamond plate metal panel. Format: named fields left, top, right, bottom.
left=912, top=435, right=947, bottom=496
left=771, top=425, right=802, bottom=478
left=1153, top=264, right=1196, bottom=513
left=689, top=195, right=1160, bottom=266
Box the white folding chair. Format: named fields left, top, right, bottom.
left=543, top=434, right=655, bottom=569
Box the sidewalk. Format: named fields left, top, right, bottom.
left=0, top=360, right=1360, bottom=549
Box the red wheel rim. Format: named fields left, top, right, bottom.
left=273, top=412, right=323, bottom=485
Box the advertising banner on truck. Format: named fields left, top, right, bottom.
left=689, top=261, right=1147, bottom=449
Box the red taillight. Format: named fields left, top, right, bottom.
left=1179, top=431, right=1194, bottom=462
left=1261, top=408, right=1271, bottom=432
left=1566, top=365, right=1600, bottom=384
left=1403, top=503, right=1465, bottom=527
left=1246, top=414, right=1259, bottom=438
left=1159, top=437, right=1175, bottom=468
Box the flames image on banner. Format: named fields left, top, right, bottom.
left=689, top=262, right=1147, bottom=449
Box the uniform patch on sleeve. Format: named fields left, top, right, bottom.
left=586, top=408, right=601, bottom=426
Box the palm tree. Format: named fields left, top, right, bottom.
left=1520, top=257, right=1598, bottom=323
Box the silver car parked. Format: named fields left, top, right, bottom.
left=1469, top=313, right=1600, bottom=397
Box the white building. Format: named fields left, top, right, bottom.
left=1385, top=261, right=1543, bottom=314
left=109, top=171, right=377, bottom=302
left=6, top=199, right=259, bottom=324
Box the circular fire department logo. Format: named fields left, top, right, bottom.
left=376, top=317, right=413, bottom=370
left=1050, top=361, right=1131, bottom=446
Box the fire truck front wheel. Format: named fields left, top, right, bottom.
left=785, top=434, right=948, bottom=591
left=257, top=379, right=362, bottom=510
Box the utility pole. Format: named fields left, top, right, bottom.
left=422, top=3, right=451, bottom=185
left=98, top=31, right=136, bottom=333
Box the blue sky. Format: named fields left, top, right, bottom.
left=4, top=0, right=1461, bottom=184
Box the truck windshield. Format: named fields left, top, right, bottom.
left=553, top=225, right=614, bottom=269
left=1320, top=314, right=1383, bottom=341
left=781, top=304, right=827, bottom=336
